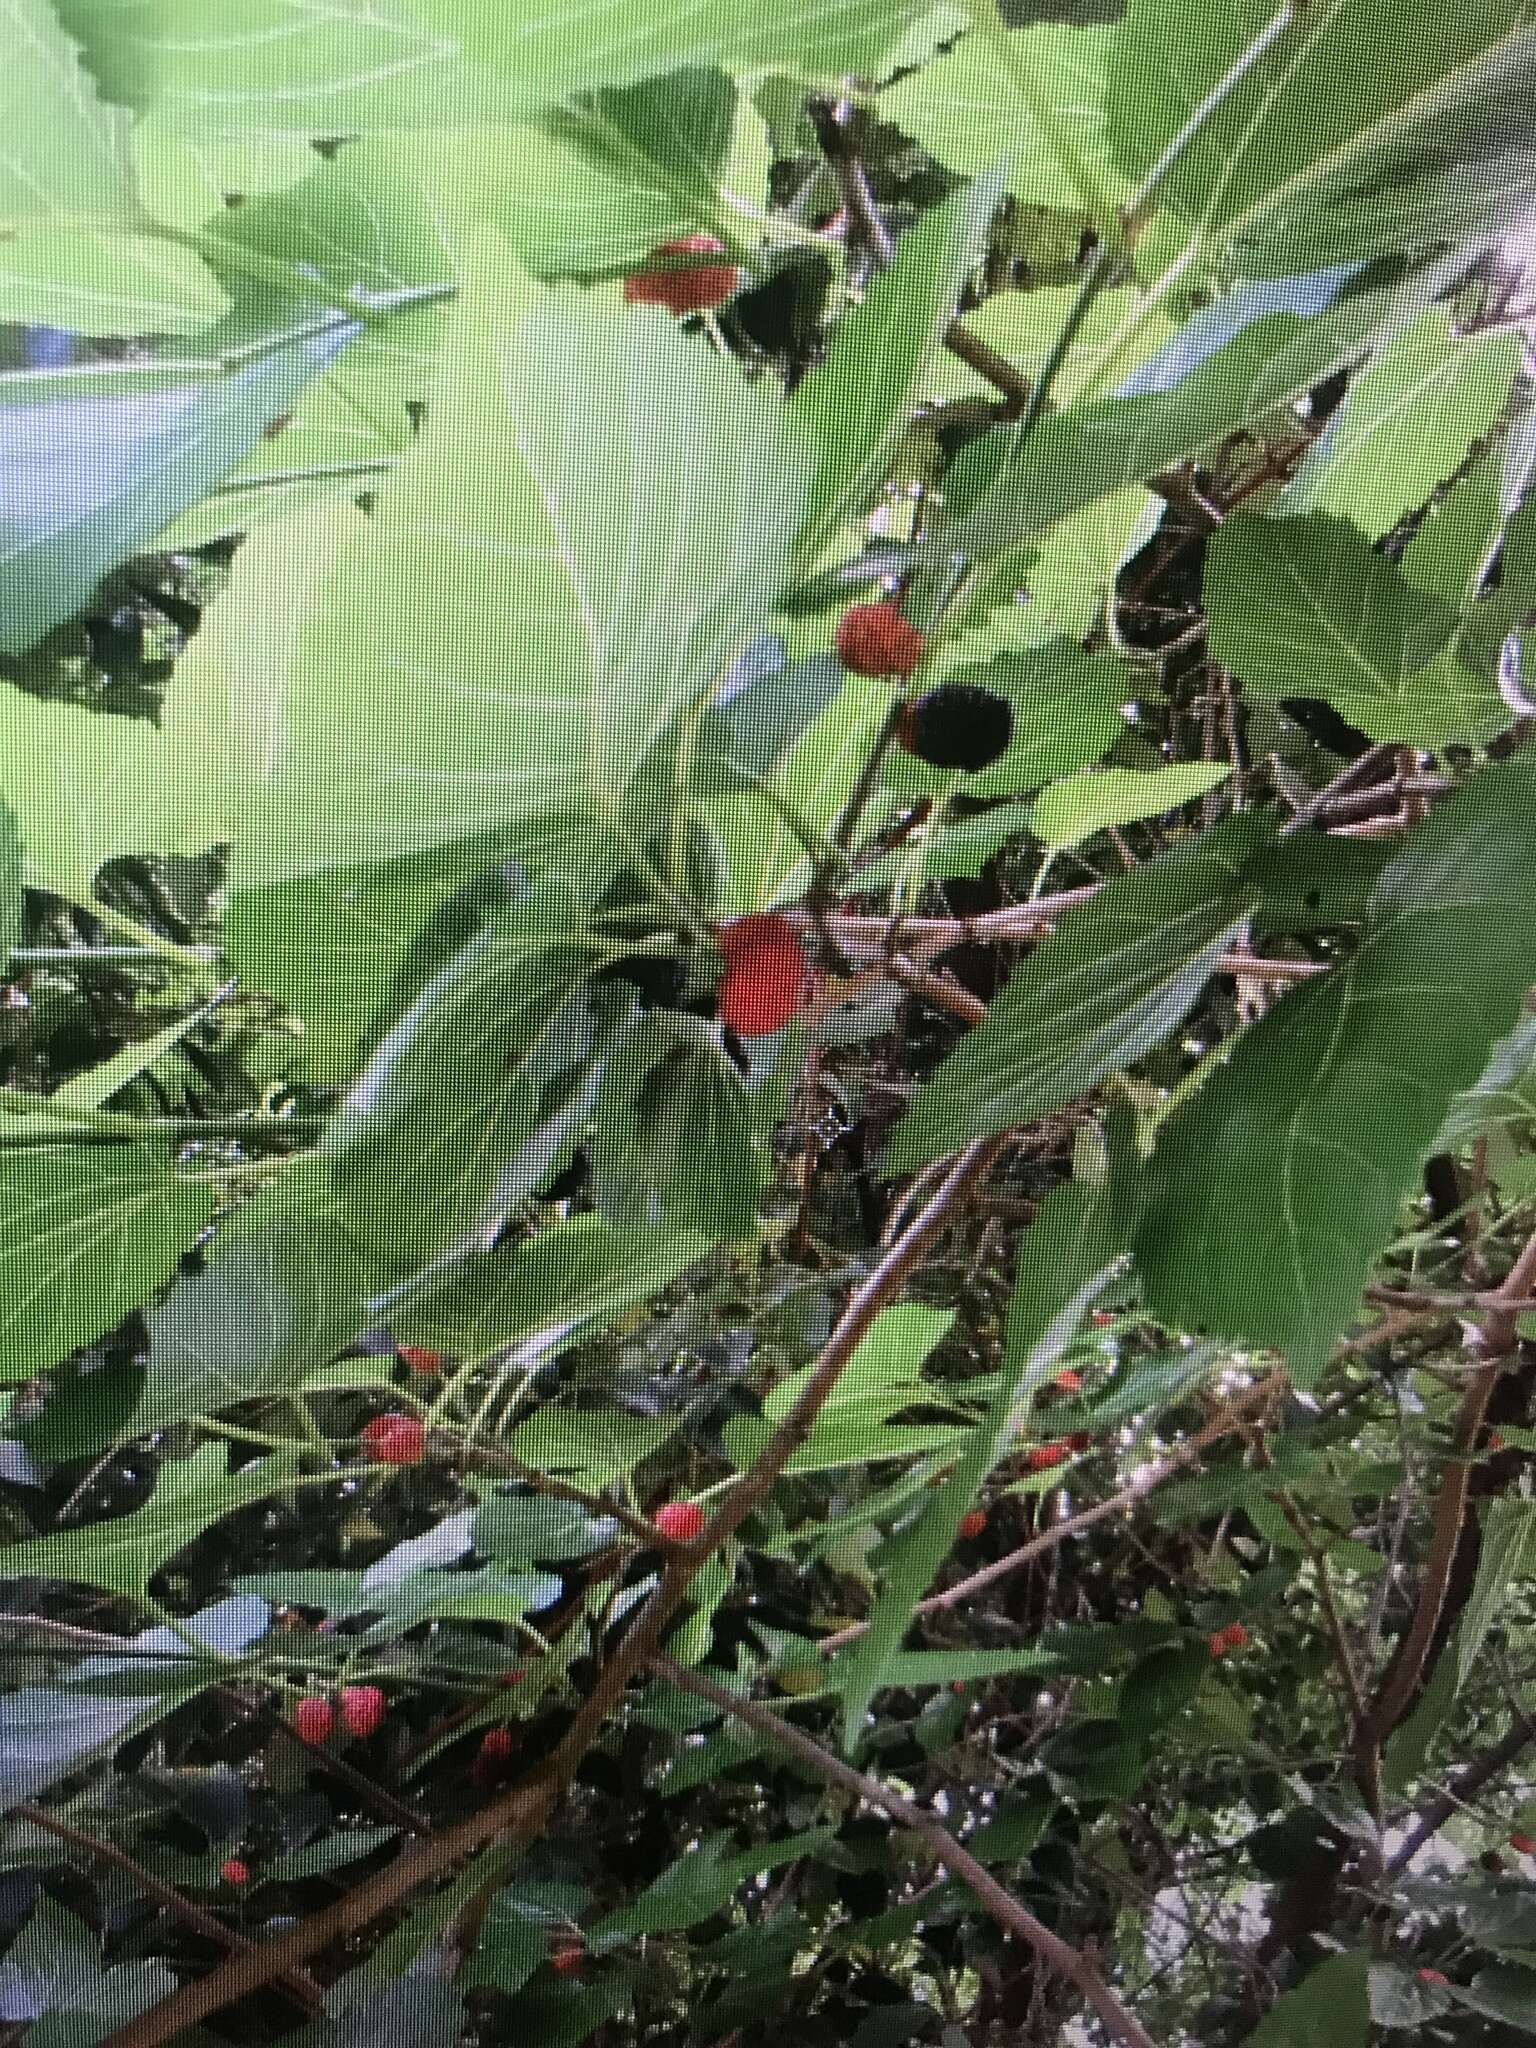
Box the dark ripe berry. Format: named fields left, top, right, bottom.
left=834, top=602, right=925, bottom=678
left=623, top=234, right=738, bottom=315
left=1065, top=1431, right=1093, bottom=1454
left=596, top=953, right=687, bottom=1010
left=896, top=683, right=1013, bottom=773
left=654, top=1500, right=706, bottom=1542
left=340, top=1684, right=386, bottom=1738
left=957, top=1510, right=987, bottom=1541
left=714, top=913, right=811, bottom=1039
left=294, top=1696, right=334, bottom=1745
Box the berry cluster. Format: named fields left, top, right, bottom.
left=1208, top=1621, right=1250, bottom=1659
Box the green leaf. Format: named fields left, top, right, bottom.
left=1136, top=753, right=1536, bottom=1375
left=0, top=326, right=353, bottom=658
left=1030, top=763, right=1231, bottom=846
left=591, top=1829, right=837, bottom=1940
left=319, top=908, right=598, bottom=1278
left=589, top=1018, right=768, bottom=1240
left=884, top=813, right=1271, bottom=1171
left=792, top=167, right=1009, bottom=567
left=1383, top=1642, right=1458, bottom=1794
left=1280, top=310, right=1522, bottom=541
left=394, top=1216, right=714, bottom=1360
left=0, top=1146, right=213, bottom=1380
left=1107, top=0, right=1536, bottom=274
left=879, top=23, right=1123, bottom=207
left=2, top=1445, right=303, bottom=1596
left=136, top=1188, right=374, bottom=1430
left=1453, top=1964, right=1536, bottom=2031
left=1457, top=1498, right=1536, bottom=1693
left=722, top=1304, right=962, bottom=1476
left=424, top=0, right=927, bottom=122
left=0, top=0, right=139, bottom=228
left=945, top=247, right=1475, bottom=563
left=231, top=230, right=814, bottom=885
left=505, top=1402, right=679, bottom=1489
left=54, top=0, right=527, bottom=137
left=833, top=1178, right=1128, bottom=1750
left=0, top=1596, right=266, bottom=1818
left=1242, top=1952, right=1372, bottom=2047
left=1204, top=512, right=1505, bottom=746
left=0, top=229, right=228, bottom=336
left=0, top=1895, right=178, bottom=2038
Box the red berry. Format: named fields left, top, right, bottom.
left=714, top=914, right=810, bottom=1039
left=220, top=1858, right=250, bottom=1886
left=499, top=1668, right=527, bottom=1688
left=1090, top=1309, right=1116, bottom=1326
left=1487, top=1430, right=1505, bottom=1451
left=471, top=1726, right=515, bottom=1785
left=550, top=1940, right=585, bottom=1976
left=398, top=1345, right=444, bottom=1376
left=654, top=1500, right=706, bottom=1542
left=294, top=1695, right=334, bottom=1746
left=360, top=1414, right=427, bottom=1465
left=340, top=1684, right=386, bottom=1738
left=957, top=1510, right=987, bottom=1541
left=1208, top=1633, right=1228, bottom=1659
left=1418, top=1968, right=1448, bottom=1986
left=1027, top=1443, right=1069, bottom=1472
left=1511, top=1831, right=1536, bottom=1854
left=1222, top=1622, right=1250, bottom=1651
left=951, top=1680, right=967, bottom=1696
left=1053, top=1370, right=1083, bottom=1394
left=834, top=602, right=925, bottom=678
left=623, top=234, right=738, bottom=315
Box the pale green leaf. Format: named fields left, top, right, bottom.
left=1030, top=763, right=1231, bottom=846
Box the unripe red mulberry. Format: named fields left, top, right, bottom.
left=397, top=1345, right=444, bottom=1376
left=714, top=913, right=810, bottom=1039
left=957, top=1510, right=987, bottom=1541
left=360, top=1414, right=427, bottom=1465
left=896, top=683, right=1013, bottom=772
left=1027, top=1443, right=1069, bottom=1472
left=294, top=1695, right=334, bottom=1745
left=834, top=602, right=924, bottom=678
left=1221, top=1622, right=1250, bottom=1651
left=550, top=1938, right=585, bottom=1976
left=220, top=1857, right=250, bottom=1886
left=623, top=234, right=738, bottom=315
left=654, top=1500, right=706, bottom=1542
left=340, top=1683, right=386, bottom=1738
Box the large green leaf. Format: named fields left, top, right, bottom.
left=1136, top=753, right=1536, bottom=1375
left=1203, top=512, right=1507, bottom=746
left=1107, top=0, right=1536, bottom=274
left=1279, top=310, right=1522, bottom=541
left=0, top=229, right=228, bottom=335
left=394, top=1216, right=713, bottom=1360
left=0, top=324, right=353, bottom=656
left=320, top=910, right=601, bottom=1279
left=884, top=813, right=1271, bottom=1171
left=230, top=230, right=814, bottom=886
left=135, top=1200, right=375, bottom=1432
left=0, top=1146, right=213, bottom=1380
left=1243, top=1952, right=1371, bottom=2046
left=1, top=1444, right=304, bottom=1597
left=0, top=0, right=138, bottom=227
left=54, top=0, right=526, bottom=136
left=944, top=247, right=1476, bottom=564
left=423, top=0, right=927, bottom=119
left=879, top=22, right=1123, bottom=208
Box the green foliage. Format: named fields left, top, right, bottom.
left=4, top=4, right=1536, bottom=2043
